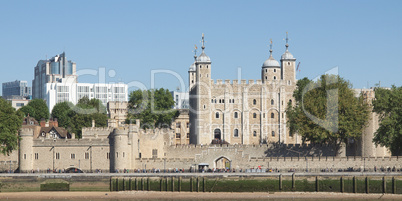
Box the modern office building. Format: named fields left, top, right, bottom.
left=32, top=52, right=77, bottom=100
left=170, top=91, right=189, bottom=109
left=2, top=80, right=32, bottom=99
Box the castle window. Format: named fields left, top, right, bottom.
left=192, top=80, right=194, bottom=84
left=214, top=99, right=217, bottom=103
left=271, top=113, right=274, bottom=118
left=289, top=99, right=292, bottom=105
left=253, top=113, right=257, bottom=118
left=216, top=112, right=219, bottom=118
left=274, top=69, right=276, bottom=72
left=187, top=133, right=190, bottom=138
left=107, top=152, right=110, bottom=159
left=24, top=154, right=26, bottom=160
left=222, top=99, right=224, bottom=103
left=207, top=65, right=209, bottom=68
left=274, top=76, right=276, bottom=80
left=272, top=131, right=275, bottom=137
left=116, top=152, right=118, bottom=158
left=207, top=74, right=208, bottom=77
left=234, top=112, right=238, bottom=118
left=253, top=99, right=256, bottom=105
left=232, top=99, right=235, bottom=103
left=288, top=80, right=291, bottom=85
left=71, top=153, right=75, bottom=159
left=219, top=99, right=221, bottom=103
left=211, top=99, right=214, bottom=103
left=265, top=69, right=267, bottom=73
left=85, top=152, right=89, bottom=159
left=152, top=149, right=158, bottom=158
left=123, top=152, right=125, bottom=158
left=288, top=62, right=290, bottom=65
left=203, top=105, right=206, bottom=109
left=187, top=122, right=190, bottom=128
left=263, top=113, right=265, bottom=118
left=229, top=99, right=231, bottom=103
left=56, top=153, right=60, bottom=159
left=282, top=101, right=284, bottom=105
left=35, top=153, right=38, bottom=160
left=176, top=123, right=181, bottom=128
left=265, top=76, right=267, bottom=80
left=176, top=133, right=181, bottom=139
left=271, top=99, right=274, bottom=105
left=289, top=131, right=293, bottom=137
left=234, top=129, right=239, bottom=137
left=253, top=131, right=257, bottom=137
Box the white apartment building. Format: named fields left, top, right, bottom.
left=46, top=82, right=128, bottom=113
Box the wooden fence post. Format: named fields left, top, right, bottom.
left=279, top=174, right=282, bottom=191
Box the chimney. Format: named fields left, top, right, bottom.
left=40, top=119, right=46, bottom=127
left=92, top=119, right=95, bottom=128
left=53, top=118, right=58, bottom=127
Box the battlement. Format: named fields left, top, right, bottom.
left=33, top=137, right=110, bottom=146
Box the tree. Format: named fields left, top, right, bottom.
left=50, top=101, right=75, bottom=129
left=0, top=98, right=23, bottom=155
left=19, top=99, right=49, bottom=121
left=287, top=75, right=370, bottom=155
left=127, top=88, right=178, bottom=128
left=372, top=86, right=402, bottom=155
left=50, top=97, right=108, bottom=138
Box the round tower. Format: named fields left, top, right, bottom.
left=188, top=45, right=197, bottom=90
left=112, top=127, right=131, bottom=172
left=19, top=128, right=34, bottom=173
left=262, top=39, right=281, bottom=83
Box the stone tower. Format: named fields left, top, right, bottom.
left=19, top=128, right=34, bottom=173
left=190, top=33, right=212, bottom=145
left=262, top=39, right=281, bottom=83
left=112, top=127, right=132, bottom=171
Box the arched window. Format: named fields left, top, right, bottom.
left=271, top=99, right=274, bottom=105
left=253, top=99, right=256, bottom=105
left=214, top=99, right=217, bottom=103
left=234, top=112, right=238, bottom=119
left=234, top=129, right=239, bottom=137
left=253, top=131, right=257, bottom=137
left=272, top=131, right=275, bottom=137
left=219, top=99, right=221, bottom=103
left=289, top=99, right=292, bottom=105
left=232, top=99, right=235, bottom=103
left=265, top=69, right=267, bottom=73
left=207, top=65, right=209, bottom=68
left=211, top=99, right=214, bottom=103
left=274, top=69, right=276, bottom=73
left=229, top=99, right=231, bottom=103
left=265, top=76, right=267, bottom=80
left=253, top=113, right=257, bottom=118
left=216, top=112, right=219, bottom=118
left=273, top=76, right=276, bottom=80
left=271, top=113, right=274, bottom=118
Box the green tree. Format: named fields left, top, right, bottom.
left=0, top=98, right=23, bottom=155
left=19, top=99, right=49, bottom=121
left=372, top=86, right=402, bottom=155
left=50, top=101, right=75, bottom=129
left=50, top=97, right=107, bottom=138
left=287, top=75, right=370, bottom=155
left=127, top=88, right=178, bottom=128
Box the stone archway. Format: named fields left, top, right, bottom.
left=214, top=128, right=221, bottom=140
left=215, top=156, right=231, bottom=170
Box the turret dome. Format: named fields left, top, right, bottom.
left=262, top=56, right=280, bottom=68
left=189, top=62, right=196, bottom=71
left=196, top=52, right=211, bottom=63
left=281, top=50, right=294, bottom=60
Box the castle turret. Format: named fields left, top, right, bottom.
left=19, top=128, right=34, bottom=173
left=190, top=33, right=212, bottom=145
left=280, top=32, right=296, bottom=84
left=112, top=127, right=131, bottom=172
left=188, top=45, right=197, bottom=90
left=262, top=39, right=281, bottom=83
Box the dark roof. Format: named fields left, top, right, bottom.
left=40, top=126, right=69, bottom=138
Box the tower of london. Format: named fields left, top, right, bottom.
left=189, top=33, right=300, bottom=145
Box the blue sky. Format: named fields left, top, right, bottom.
left=1, top=0, right=401, bottom=94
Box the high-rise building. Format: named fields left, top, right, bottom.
left=32, top=52, right=77, bottom=100
left=2, top=80, right=32, bottom=99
